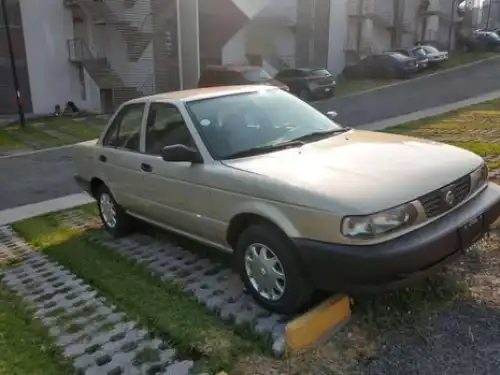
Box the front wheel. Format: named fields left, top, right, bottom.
left=235, top=224, right=313, bottom=315
left=96, top=184, right=134, bottom=238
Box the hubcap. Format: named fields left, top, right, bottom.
left=99, top=193, right=116, bottom=229
left=244, top=243, right=286, bottom=301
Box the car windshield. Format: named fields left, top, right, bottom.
left=486, top=31, right=500, bottom=40
left=413, top=48, right=427, bottom=57
left=422, top=45, right=440, bottom=54
left=388, top=52, right=408, bottom=60
left=242, top=69, right=272, bottom=83
left=310, top=69, right=331, bottom=77
left=186, top=89, right=344, bottom=160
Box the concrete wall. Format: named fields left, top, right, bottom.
left=178, top=0, right=200, bottom=89
left=327, top=0, right=348, bottom=74
left=19, top=0, right=97, bottom=114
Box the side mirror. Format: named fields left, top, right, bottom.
left=326, top=111, right=338, bottom=120
left=160, top=144, right=202, bottom=163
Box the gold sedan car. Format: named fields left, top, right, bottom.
left=73, top=86, right=500, bottom=314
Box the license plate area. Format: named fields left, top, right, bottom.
left=459, top=214, right=485, bottom=252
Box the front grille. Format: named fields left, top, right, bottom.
left=419, top=174, right=471, bottom=218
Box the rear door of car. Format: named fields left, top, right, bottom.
left=275, top=69, right=304, bottom=93
left=97, top=102, right=148, bottom=214
left=136, top=102, right=215, bottom=240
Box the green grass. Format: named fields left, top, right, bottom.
left=383, top=98, right=500, bottom=173
left=13, top=214, right=267, bottom=373
left=441, top=51, right=498, bottom=69
left=0, top=129, right=25, bottom=148
left=0, top=285, right=73, bottom=375
left=0, top=116, right=107, bottom=151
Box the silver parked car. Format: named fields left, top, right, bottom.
left=73, top=86, right=500, bottom=314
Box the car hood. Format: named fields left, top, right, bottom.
left=222, top=130, right=483, bottom=214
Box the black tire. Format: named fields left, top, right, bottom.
left=299, top=89, right=312, bottom=102
left=234, top=223, right=313, bottom=315
left=96, top=184, right=134, bottom=238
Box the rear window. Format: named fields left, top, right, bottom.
left=310, top=69, right=331, bottom=77
left=422, top=45, right=440, bottom=54
left=387, top=52, right=408, bottom=60
left=413, top=48, right=427, bottom=57
left=241, top=69, right=272, bottom=83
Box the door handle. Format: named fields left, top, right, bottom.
left=141, top=163, right=152, bottom=172
left=99, top=155, right=107, bottom=163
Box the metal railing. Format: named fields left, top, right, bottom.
left=67, top=38, right=105, bottom=62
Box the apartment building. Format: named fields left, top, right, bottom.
left=2, top=0, right=352, bottom=115
left=2, top=0, right=465, bottom=115
left=345, top=0, right=462, bottom=62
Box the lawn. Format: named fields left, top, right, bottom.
left=0, top=285, right=74, bottom=375
left=11, top=210, right=267, bottom=374
left=384, top=97, right=500, bottom=172
left=0, top=115, right=108, bottom=156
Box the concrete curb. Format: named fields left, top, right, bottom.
left=284, top=295, right=351, bottom=352
left=0, top=193, right=94, bottom=226
left=0, top=140, right=96, bottom=160
left=358, top=89, right=500, bottom=131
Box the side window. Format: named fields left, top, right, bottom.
left=145, top=103, right=195, bottom=156
left=103, top=103, right=145, bottom=152
left=219, top=71, right=244, bottom=85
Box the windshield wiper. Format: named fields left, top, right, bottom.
left=288, top=128, right=350, bottom=143
left=223, top=140, right=304, bottom=160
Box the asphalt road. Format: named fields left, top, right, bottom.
left=1, top=57, right=499, bottom=211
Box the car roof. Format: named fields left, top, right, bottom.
left=125, top=85, right=275, bottom=104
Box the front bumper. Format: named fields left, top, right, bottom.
left=292, top=183, right=500, bottom=293
left=311, top=85, right=336, bottom=97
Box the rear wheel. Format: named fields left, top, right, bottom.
left=235, top=223, right=313, bottom=315
left=97, top=185, right=134, bottom=238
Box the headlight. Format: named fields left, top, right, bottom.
left=470, top=163, right=488, bottom=192
left=341, top=203, right=418, bottom=239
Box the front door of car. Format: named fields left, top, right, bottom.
left=136, top=102, right=213, bottom=239
left=98, top=103, right=147, bottom=214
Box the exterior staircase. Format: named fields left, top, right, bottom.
left=67, top=38, right=142, bottom=109
left=64, top=0, right=152, bottom=61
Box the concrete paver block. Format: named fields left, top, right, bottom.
left=57, top=210, right=350, bottom=355
left=0, top=225, right=202, bottom=375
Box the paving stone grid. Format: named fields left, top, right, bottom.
left=57, top=210, right=289, bottom=355
left=0, top=226, right=202, bottom=375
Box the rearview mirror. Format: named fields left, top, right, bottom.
left=161, top=144, right=202, bottom=163
left=326, top=111, right=338, bottom=120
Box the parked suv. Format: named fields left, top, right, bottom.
left=274, top=68, right=336, bottom=101
left=198, top=65, right=289, bottom=91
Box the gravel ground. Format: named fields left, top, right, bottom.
left=359, top=232, right=500, bottom=375
left=231, top=231, right=500, bottom=375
